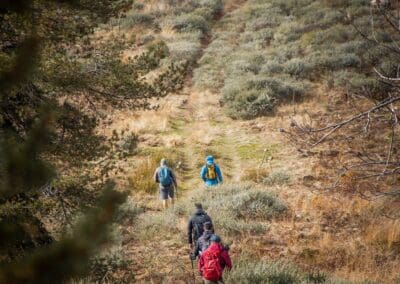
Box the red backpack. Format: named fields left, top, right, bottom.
left=202, top=245, right=223, bottom=281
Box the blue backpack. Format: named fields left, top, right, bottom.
left=159, top=166, right=172, bottom=186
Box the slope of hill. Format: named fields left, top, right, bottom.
left=108, top=0, right=400, bottom=283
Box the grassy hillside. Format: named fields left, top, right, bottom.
left=194, top=0, right=396, bottom=119
left=116, top=0, right=400, bottom=283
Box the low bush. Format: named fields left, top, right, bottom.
left=121, top=13, right=154, bottom=29
left=274, top=22, right=304, bottom=44
left=175, top=183, right=287, bottom=236
left=284, top=58, right=313, bottom=78
left=90, top=247, right=132, bottom=283
left=136, top=210, right=181, bottom=240
left=199, top=0, right=224, bottom=18
left=167, top=40, right=202, bottom=63
left=225, top=257, right=303, bottom=284
left=311, top=24, right=353, bottom=45
left=333, top=71, right=391, bottom=97
left=260, top=60, right=284, bottom=75
left=263, top=170, right=291, bottom=186
left=222, top=76, right=307, bottom=119
left=223, top=86, right=278, bottom=119
left=241, top=168, right=270, bottom=183
left=224, top=256, right=340, bottom=283
left=115, top=196, right=144, bottom=225
left=310, top=53, right=361, bottom=72
left=171, top=13, right=210, bottom=34
left=193, top=0, right=224, bottom=21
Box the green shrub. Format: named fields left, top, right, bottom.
left=284, top=58, right=313, bottom=78
left=333, top=71, right=391, bottom=96
left=175, top=183, right=286, bottom=236
left=379, top=59, right=400, bottom=78
left=274, top=22, right=304, bottom=44
left=121, top=13, right=154, bottom=29
left=172, top=13, right=210, bottom=34
left=192, top=7, right=216, bottom=21
left=167, top=40, right=202, bottom=63
left=223, top=81, right=278, bottom=119
left=115, top=197, right=144, bottom=225
left=225, top=257, right=303, bottom=284
left=306, top=271, right=328, bottom=283
left=137, top=210, right=181, bottom=239
left=312, top=24, right=353, bottom=45
left=310, top=53, right=361, bottom=71
left=260, top=60, right=284, bottom=75
left=199, top=0, right=224, bottom=17
left=193, top=65, right=224, bottom=90
left=263, top=170, right=291, bottom=186
left=321, top=10, right=344, bottom=25
left=90, top=247, right=132, bottom=283
left=247, top=18, right=280, bottom=31
left=222, top=76, right=307, bottom=119
left=337, top=41, right=370, bottom=56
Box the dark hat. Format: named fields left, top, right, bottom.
left=203, top=221, right=212, bottom=230
left=195, top=203, right=203, bottom=209
left=210, top=234, right=221, bottom=243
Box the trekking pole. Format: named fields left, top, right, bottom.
left=189, top=252, right=196, bottom=283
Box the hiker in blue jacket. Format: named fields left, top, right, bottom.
left=153, top=158, right=177, bottom=209
left=200, top=155, right=223, bottom=187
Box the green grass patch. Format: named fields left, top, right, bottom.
left=237, top=143, right=279, bottom=160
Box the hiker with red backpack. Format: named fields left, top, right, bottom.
left=187, top=203, right=213, bottom=250
left=201, top=156, right=223, bottom=187
left=198, top=234, right=232, bottom=284
left=153, top=158, right=177, bottom=209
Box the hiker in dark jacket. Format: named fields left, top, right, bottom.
left=153, top=158, right=177, bottom=209
left=198, top=234, right=232, bottom=284
left=194, top=221, right=214, bottom=257
left=187, top=203, right=213, bottom=249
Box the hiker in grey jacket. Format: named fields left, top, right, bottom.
left=194, top=221, right=214, bottom=257
left=187, top=203, right=213, bottom=249
left=153, top=158, right=177, bottom=209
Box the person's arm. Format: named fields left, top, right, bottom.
left=170, top=169, right=177, bottom=187
left=153, top=168, right=159, bottom=183
left=216, top=165, right=223, bottom=183
left=221, top=250, right=232, bottom=270
left=200, top=166, right=207, bottom=182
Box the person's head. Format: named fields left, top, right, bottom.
left=160, top=158, right=168, bottom=167
left=205, top=155, right=214, bottom=166
left=210, top=234, right=221, bottom=243
left=195, top=203, right=203, bottom=210
left=203, top=221, right=212, bottom=231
